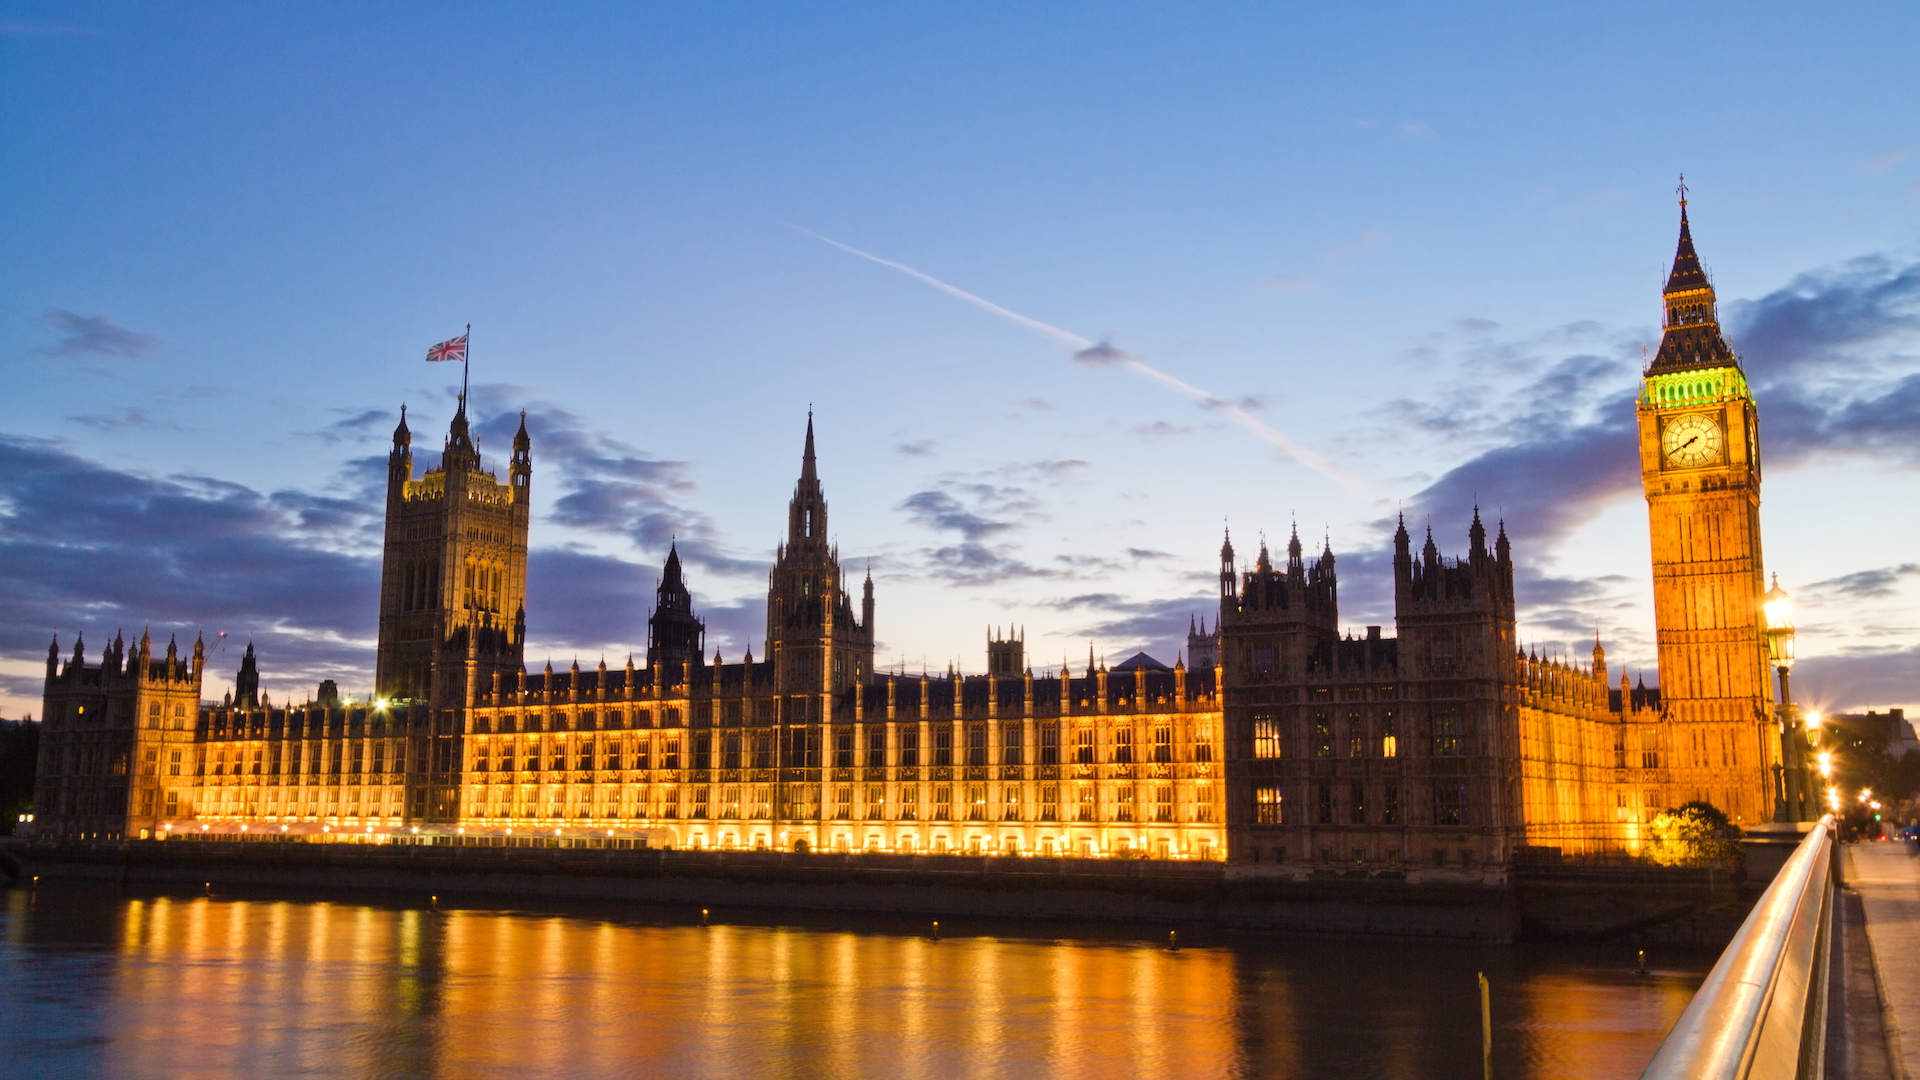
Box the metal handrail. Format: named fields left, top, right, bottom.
left=1640, top=815, right=1834, bottom=1080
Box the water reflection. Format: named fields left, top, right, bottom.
left=1, top=886, right=1703, bottom=1079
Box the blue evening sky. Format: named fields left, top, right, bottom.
left=3, top=2, right=1917, bottom=714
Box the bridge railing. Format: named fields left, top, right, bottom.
left=1640, top=814, right=1834, bottom=1080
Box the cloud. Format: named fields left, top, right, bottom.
left=1805, top=564, right=1920, bottom=602
left=1043, top=592, right=1213, bottom=659
left=464, top=392, right=765, bottom=578
left=66, top=407, right=169, bottom=433
left=306, top=408, right=393, bottom=447
left=895, top=439, right=937, bottom=456
left=1794, top=644, right=1920, bottom=714
left=36, top=310, right=158, bottom=359
left=1867, top=150, right=1911, bottom=176
left=1727, top=254, right=1920, bottom=465
left=1266, top=273, right=1318, bottom=294
left=1131, top=420, right=1194, bottom=441
left=1072, top=341, right=1131, bottom=367
left=0, top=434, right=381, bottom=706
left=0, top=19, right=100, bottom=37
left=900, top=489, right=1024, bottom=542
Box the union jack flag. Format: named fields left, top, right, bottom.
left=425, top=333, right=468, bottom=363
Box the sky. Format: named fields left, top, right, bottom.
left=3, top=2, right=1918, bottom=718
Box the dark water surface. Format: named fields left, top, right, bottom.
left=1, top=884, right=1706, bottom=1079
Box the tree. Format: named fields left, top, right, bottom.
left=1648, top=800, right=1741, bottom=867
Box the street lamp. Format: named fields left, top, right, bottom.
left=1761, top=575, right=1808, bottom=822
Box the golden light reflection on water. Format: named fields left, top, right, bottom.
left=0, top=888, right=1705, bottom=1080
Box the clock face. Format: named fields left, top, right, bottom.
left=1662, top=413, right=1723, bottom=468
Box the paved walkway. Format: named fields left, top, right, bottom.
left=1850, top=839, right=1920, bottom=1080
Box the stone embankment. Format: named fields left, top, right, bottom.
left=2, top=839, right=1758, bottom=944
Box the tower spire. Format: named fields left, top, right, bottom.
left=1648, top=179, right=1735, bottom=373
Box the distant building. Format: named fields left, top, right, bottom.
left=33, top=198, right=1785, bottom=873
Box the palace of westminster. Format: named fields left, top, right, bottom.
left=32, top=202, right=1785, bottom=875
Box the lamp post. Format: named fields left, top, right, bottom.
left=1761, top=576, right=1804, bottom=822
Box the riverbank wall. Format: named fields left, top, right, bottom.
left=1, top=839, right=1755, bottom=944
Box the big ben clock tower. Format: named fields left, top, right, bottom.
left=1638, top=183, right=1777, bottom=823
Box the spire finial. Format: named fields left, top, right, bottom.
left=1676, top=173, right=1688, bottom=210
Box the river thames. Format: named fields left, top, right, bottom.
left=1, top=884, right=1705, bottom=1079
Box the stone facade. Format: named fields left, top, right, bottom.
left=33, top=203, right=1775, bottom=867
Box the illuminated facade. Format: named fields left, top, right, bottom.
left=32, top=200, right=1775, bottom=864
left=1634, top=192, right=1779, bottom=822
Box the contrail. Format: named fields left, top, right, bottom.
left=795, top=226, right=1387, bottom=504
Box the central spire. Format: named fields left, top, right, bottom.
left=788, top=413, right=827, bottom=545
left=801, top=409, right=818, bottom=487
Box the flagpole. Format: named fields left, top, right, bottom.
left=462, top=323, right=471, bottom=405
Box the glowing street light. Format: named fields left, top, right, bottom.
left=1761, top=576, right=1811, bottom=822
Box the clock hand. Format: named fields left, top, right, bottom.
left=1680, top=435, right=1699, bottom=450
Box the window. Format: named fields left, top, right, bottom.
left=721, top=786, right=742, bottom=819
left=1254, top=784, right=1283, bottom=824
left=1349, top=780, right=1366, bottom=825
left=1381, top=711, right=1398, bottom=758
left=634, top=739, right=650, bottom=771
left=934, top=786, right=953, bottom=819
left=663, top=738, right=681, bottom=770
left=579, top=739, right=594, bottom=772
left=835, top=786, right=853, bottom=820
left=899, top=727, right=920, bottom=767
left=966, top=785, right=986, bottom=820
left=1041, top=785, right=1059, bottom=821
left=1002, top=725, right=1023, bottom=767
left=1315, top=782, right=1332, bottom=825
left=165, top=790, right=179, bottom=813
left=1347, top=711, right=1365, bottom=758
left=1383, top=783, right=1400, bottom=825
left=607, top=710, right=624, bottom=730
left=1313, top=714, right=1332, bottom=758
left=724, top=735, right=742, bottom=770
left=1115, top=787, right=1135, bottom=822
left=1639, top=729, right=1660, bottom=769
left=1252, top=644, right=1276, bottom=678
left=1152, top=726, right=1171, bottom=764
left=1434, top=783, right=1467, bottom=826
left=1113, top=728, right=1134, bottom=765
left=835, top=730, right=854, bottom=769
left=866, top=786, right=885, bottom=819
left=690, top=734, right=712, bottom=770
left=149, top=702, right=161, bottom=718
left=141, top=749, right=157, bottom=777
left=692, top=786, right=710, bottom=819
left=752, top=735, right=772, bottom=770
left=966, top=724, right=987, bottom=767
left=1076, top=785, right=1096, bottom=822
left=607, top=741, right=622, bottom=771
left=1040, top=722, right=1059, bottom=765
left=1003, top=785, right=1021, bottom=821
left=1195, top=786, right=1215, bottom=823
left=1194, top=723, right=1214, bottom=763
left=934, top=726, right=953, bottom=767
left=1154, top=786, right=1174, bottom=822
left=866, top=729, right=887, bottom=769
left=899, top=786, right=919, bottom=820
left=1253, top=715, right=1282, bottom=759
left=474, top=745, right=490, bottom=772
left=1433, top=710, right=1462, bottom=757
